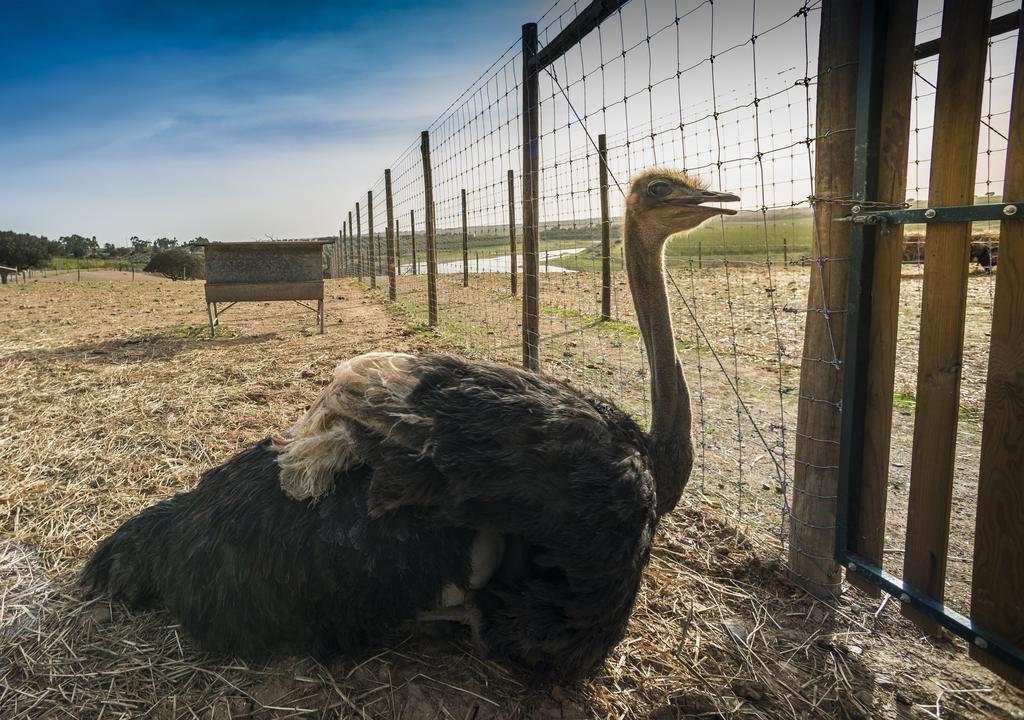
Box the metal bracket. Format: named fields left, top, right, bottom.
left=845, top=202, right=1022, bottom=225
left=842, top=550, right=1024, bottom=674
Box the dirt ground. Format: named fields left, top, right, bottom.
left=1, top=277, right=1022, bottom=719
left=24, top=269, right=168, bottom=284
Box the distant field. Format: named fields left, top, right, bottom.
left=537, top=215, right=815, bottom=271
left=44, top=257, right=138, bottom=270
left=410, top=212, right=816, bottom=273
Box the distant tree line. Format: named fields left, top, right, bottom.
left=0, top=230, right=209, bottom=280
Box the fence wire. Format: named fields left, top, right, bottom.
left=336, top=0, right=1018, bottom=575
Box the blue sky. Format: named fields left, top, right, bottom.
left=0, top=0, right=547, bottom=243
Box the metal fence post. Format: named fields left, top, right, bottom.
left=421, top=130, right=439, bottom=326
left=385, top=169, right=397, bottom=300
left=508, top=169, right=518, bottom=297
left=461, top=188, right=469, bottom=287
left=598, top=133, right=611, bottom=321
left=367, top=191, right=377, bottom=289
left=521, top=22, right=540, bottom=371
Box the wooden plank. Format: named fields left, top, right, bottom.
left=848, top=0, right=919, bottom=598
left=789, top=0, right=860, bottom=599
left=204, top=281, right=324, bottom=303
left=970, top=22, right=1024, bottom=688
left=903, top=0, right=991, bottom=633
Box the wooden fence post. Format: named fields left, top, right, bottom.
left=342, top=221, right=347, bottom=277
left=367, top=191, right=377, bottom=289
left=521, top=22, right=540, bottom=371
left=356, top=203, right=363, bottom=283
left=410, top=209, right=417, bottom=275
left=971, top=19, right=1024, bottom=686
left=789, top=0, right=860, bottom=599
left=508, top=169, right=518, bottom=297
left=461, top=188, right=469, bottom=287
left=421, top=130, right=439, bottom=326
left=345, top=221, right=351, bottom=277
left=394, top=219, right=401, bottom=276
left=385, top=169, right=397, bottom=300
left=339, top=228, right=348, bottom=278
left=904, top=0, right=992, bottom=633
left=598, top=133, right=611, bottom=321
left=348, top=211, right=354, bottom=279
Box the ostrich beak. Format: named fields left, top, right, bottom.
left=665, top=190, right=741, bottom=215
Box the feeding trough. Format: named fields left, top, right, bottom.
left=200, top=240, right=330, bottom=336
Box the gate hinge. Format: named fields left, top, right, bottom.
left=840, top=202, right=1022, bottom=225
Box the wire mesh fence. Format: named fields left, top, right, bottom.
left=336, top=0, right=1019, bottom=581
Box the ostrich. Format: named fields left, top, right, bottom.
left=81, top=169, right=738, bottom=681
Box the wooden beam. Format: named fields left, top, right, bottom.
left=970, top=21, right=1024, bottom=688
left=903, top=0, right=991, bottom=633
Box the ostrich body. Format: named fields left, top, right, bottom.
left=81, top=170, right=738, bottom=680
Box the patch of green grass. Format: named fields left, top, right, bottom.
left=958, top=406, right=983, bottom=421
left=892, top=391, right=917, bottom=410
left=546, top=214, right=815, bottom=271
left=44, top=258, right=138, bottom=270
left=891, top=391, right=982, bottom=421
left=671, top=217, right=813, bottom=262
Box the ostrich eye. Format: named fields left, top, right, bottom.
left=648, top=181, right=672, bottom=198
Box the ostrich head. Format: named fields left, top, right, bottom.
left=626, top=169, right=739, bottom=245
left=623, top=169, right=740, bottom=517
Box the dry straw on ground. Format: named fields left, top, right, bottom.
left=1, top=276, right=1022, bottom=719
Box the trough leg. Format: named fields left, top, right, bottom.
left=207, top=303, right=216, bottom=338
left=318, top=299, right=325, bottom=334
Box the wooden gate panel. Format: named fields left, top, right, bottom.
left=970, top=22, right=1024, bottom=687
left=902, top=0, right=992, bottom=633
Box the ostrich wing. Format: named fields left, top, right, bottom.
left=277, top=352, right=654, bottom=555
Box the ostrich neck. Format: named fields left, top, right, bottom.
left=624, top=212, right=693, bottom=517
